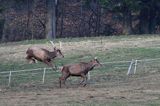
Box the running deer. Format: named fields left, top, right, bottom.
left=59, top=58, right=102, bottom=88
left=26, top=41, right=64, bottom=71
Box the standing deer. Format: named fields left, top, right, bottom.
left=59, top=58, right=102, bottom=88
left=26, top=42, right=64, bottom=71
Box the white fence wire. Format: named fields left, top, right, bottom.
left=0, top=57, right=160, bottom=87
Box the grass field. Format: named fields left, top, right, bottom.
left=1, top=35, right=160, bottom=106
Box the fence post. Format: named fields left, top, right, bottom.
left=59, top=41, right=62, bottom=50
left=134, top=60, right=138, bottom=74
left=100, top=36, right=103, bottom=44
left=8, top=71, right=12, bottom=86
left=88, top=72, right=91, bottom=80
left=127, top=59, right=134, bottom=75
left=42, top=68, right=46, bottom=84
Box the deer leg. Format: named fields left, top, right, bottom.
left=62, top=75, right=70, bottom=88
left=26, top=55, right=35, bottom=64
left=79, top=77, right=85, bottom=85
left=59, top=77, right=62, bottom=88
left=80, top=74, right=88, bottom=87
left=43, top=60, right=56, bottom=71
left=59, top=77, right=65, bottom=88
left=59, top=73, right=70, bottom=88
left=31, top=58, right=36, bottom=63
left=47, top=59, right=57, bottom=70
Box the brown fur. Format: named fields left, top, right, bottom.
left=26, top=47, right=64, bottom=70
left=59, top=58, right=102, bottom=88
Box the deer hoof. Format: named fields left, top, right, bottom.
left=83, top=84, right=87, bottom=87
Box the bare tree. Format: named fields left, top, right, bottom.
left=46, top=0, right=56, bottom=39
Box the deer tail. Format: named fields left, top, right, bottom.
left=26, top=48, right=31, bottom=54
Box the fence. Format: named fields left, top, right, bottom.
left=1, top=57, right=160, bottom=87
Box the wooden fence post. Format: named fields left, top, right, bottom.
left=88, top=72, right=91, bottom=80
left=8, top=71, right=12, bottom=86
left=134, top=60, right=138, bottom=74
left=127, top=59, right=134, bottom=75
left=42, top=68, right=46, bottom=84
left=59, top=41, right=62, bottom=50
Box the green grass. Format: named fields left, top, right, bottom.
left=1, top=47, right=160, bottom=88
left=1, top=35, right=160, bottom=86
left=1, top=35, right=160, bottom=106
left=1, top=47, right=160, bottom=72
left=147, top=100, right=160, bottom=106
left=1, top=34, right=160, bottom=46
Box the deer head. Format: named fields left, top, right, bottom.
left=54, top=47, right=64, bottom=58
left=50, top=41, right=64, bottom=58
left=90, top=57, right=102, bottom=67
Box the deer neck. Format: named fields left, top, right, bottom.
left=49, top=51, right=57, bottom=58
left=86, top=62, right=96, bottom=71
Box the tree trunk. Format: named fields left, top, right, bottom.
left=46, top=0, right=56, bottom=40
left=1, top=14, right=7, bottom=42
left=123, top=9, right=133, bottom=35
left=60, top=0, right=65, bottom=37
left=149, top=2, right=157, bottom=34
left=149, top=8, right=156, bottom=34
left=25, top=0, right=32, bottom=39
left=0, top=19, right=5, bottom=41
left=96, top=2, right=101, bottom=36
left=139, top=8, right=149, bottom=34
left=79, top=0, right=84, bottom=37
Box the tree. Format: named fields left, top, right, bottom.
left=46, top=0, right=57, bottom=40
left=139, top=0, right=160, bottom=34
left=99, top=0, right=140, bottom=35
left=0, top=2, right=5, bottom=41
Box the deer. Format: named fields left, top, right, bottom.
left=25, top=41, right=64, bottom=71
left=59, top=57, right=102, bottom=88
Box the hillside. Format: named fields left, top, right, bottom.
left=1, top=35, right=160, bottom=105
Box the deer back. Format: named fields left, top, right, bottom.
left=27, top=47, right=50, bottom=60
left=64, top=62, right=89, bottom=75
